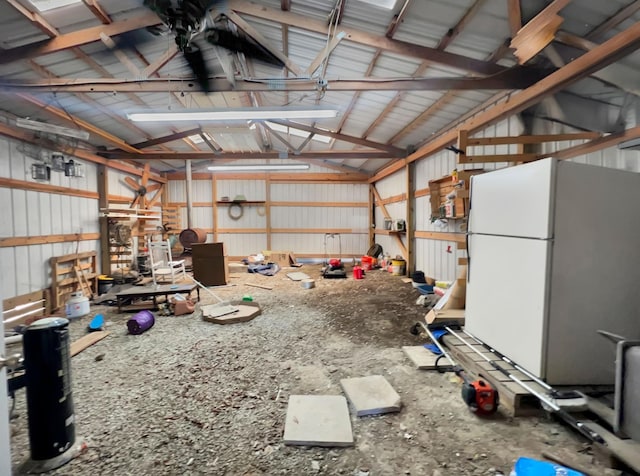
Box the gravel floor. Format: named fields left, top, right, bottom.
left=8, top=265, right=612, bottom=475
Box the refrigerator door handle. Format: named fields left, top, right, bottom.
left=467, top=183, right=472, bottom=282
left=466, top=233, right=471, bottom=282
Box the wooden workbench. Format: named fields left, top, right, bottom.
left=115, top=283, right=200, bottom=312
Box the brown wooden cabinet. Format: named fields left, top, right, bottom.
left=191, top=243, right=228, bottom=286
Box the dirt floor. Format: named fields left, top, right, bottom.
left=8, top=264, right=617, bottom=475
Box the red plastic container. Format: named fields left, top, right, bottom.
left=353, top=266, right=364, bottom=279
left=361, top=255, right=374, bottom=271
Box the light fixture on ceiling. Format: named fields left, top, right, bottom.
left=618, top=137, right=640, bottom=150
left=207, top=164, right=310, bottom=172
left=127, top=107, right=339, bottom=122
left=29, top=0, right=81, bottom=12
left=16, top=118, right=90, bottom=141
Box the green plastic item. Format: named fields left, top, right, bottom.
left=242, top=295, right=253, bottom=302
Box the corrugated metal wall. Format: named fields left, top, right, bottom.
left=373, top=170, right=406, bottom=259
left=389, top=115, right=640, bottom=283
left=167, top=176, right=369, bottom=258
left=536, top=120, right=640, bottom=173
left=412, top=117, right=524, bottom=282
left=0, top=136, right=99, bottom=299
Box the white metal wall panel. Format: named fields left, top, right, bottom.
left=270, top=183, right=368, bottom=202
left=271, top=206, right=367, bottom=231
left=179, top=206, right=213, bottom=230
left=271, top=233, right=366, bottom=257
left=167, top=178, right=370, bottom=257
left=108, top=169, right=136, bottom=198
left=217, top=233, right=268, bottom=257
left=535, top=119, right=640, bottom=173
left=217, top=205, right=266, bottom=230
left=169, top=180, right=186, bottom=202
left=375, top=170, right=406, bottom=197
left=193, top=179, right=213, bottom=202
left=1, top=139, right=100, bottom=298
left=216, top=180, right=266, bottom=201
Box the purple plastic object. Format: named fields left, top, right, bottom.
left=127, top=310, right=155, bottom=335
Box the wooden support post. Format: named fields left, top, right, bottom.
left=371, top=185, right=408, bottom=259
left=457, top=129, right=469, bottom=155
left=265, top=175, right=272, bottom=250
left=97, top=164, right=110, bottom=275
left=212, top=174, right=218, bottom=242
left=368, top=184, right=375, bottom=248
left=405, top=161, right=415, bottom=277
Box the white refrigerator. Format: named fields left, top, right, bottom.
left=465, top=158, right=640, bottom=385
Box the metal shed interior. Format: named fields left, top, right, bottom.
left=0, top=0, right=639, bottom=297
left=0, top=0, right=639, bottom=288
left=2, top=1, right=640, bottom=474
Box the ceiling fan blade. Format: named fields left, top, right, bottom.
left=146, top=183, right=162, bottom=193
left=141, top=163, right=151, bottom=187
left=205, top=27, right=285, bottom=68
left=183, top=43, right=212, bottom=93
left=124, top=176, right=140, bottom=191
left=130, top=194, right=140, bottom=209
left=147, top=185, right=164, bottom=209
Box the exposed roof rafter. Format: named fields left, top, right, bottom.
left=229, top=0, right=505, bottom=76
left=587, top=0, right=640, bottom=40
left=267, top=120, right=405, bottom=156
left=6, top=0, right=57, bottom=37
left=379, top=20, right=640, bottom=178
left=0, top=67, right=551, bottom=93
left=0, top=12, right=162, bottom=65
left=82, top=0, right=111, bottom=24
left=100, top=151, right=395, bottom=161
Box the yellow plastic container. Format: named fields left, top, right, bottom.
left=391, top=259, right=406, bottom=276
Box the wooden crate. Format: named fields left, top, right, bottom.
left=50, top=251, right=97, bottom=311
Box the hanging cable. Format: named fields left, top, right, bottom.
left=228, top=202, right=244, bottom=220
left=320, top=0, right=344, bottom=80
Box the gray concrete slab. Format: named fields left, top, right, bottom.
left=283, top=395, right=354, bottom=447
left=340, top=375, right=402, bottom=417
left=402, top=346, right=440, bottom=370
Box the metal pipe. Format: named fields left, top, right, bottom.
left=444, top=326, right=606, bottom=445
left=462, top=328, right=553, bottom=392
left=185, top=160, right=193, bottom=228
left=416, top=321, right=456, bottom=368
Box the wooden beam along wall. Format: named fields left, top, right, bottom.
left=0, top=177, right=148, bottom=205
left=169, top=201, right=368, bottom=208
left=0, top=233, right=100, bottom=248
left=167, top=172, right=367, bottom=182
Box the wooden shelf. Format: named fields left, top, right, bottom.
left=429, top=170, right=483, bottom=220
left=375, top=229, right=407, bottom=235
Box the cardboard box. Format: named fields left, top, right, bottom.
left=262, top=250, right=293, bottom=267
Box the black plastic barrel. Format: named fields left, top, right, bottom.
left=23, top=317, right=76, bottom=462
